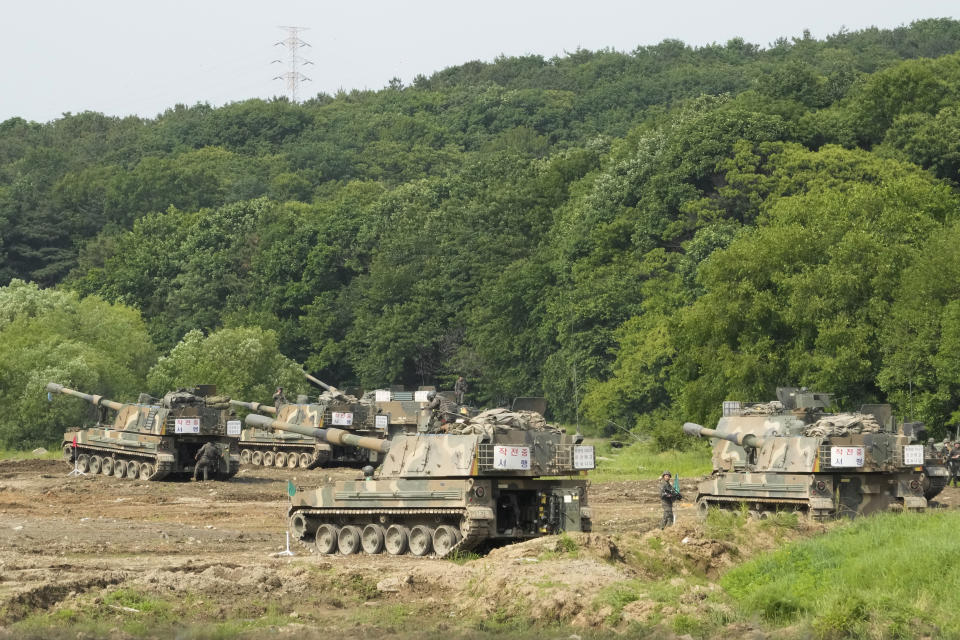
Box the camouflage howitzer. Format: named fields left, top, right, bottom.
left=229, top=374, right=392, bottom=469
left=48, top=382, right=239, bottom=481
left=245, top=407, right=594, bottom=558
left=684, top=388, right=930, bottom=520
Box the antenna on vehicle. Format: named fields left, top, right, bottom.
left=573, top=363, right=581, bottom=436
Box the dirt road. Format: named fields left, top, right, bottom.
left=4, top=458, right=954, bottom=639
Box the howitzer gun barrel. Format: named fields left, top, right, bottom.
left=244, top=414, right=390, bottom=453
left=683, top=421, right=763, bottom=449
left=46, top=382, right=124, bottom=412
left=229, top=399, right=277, bottom=415
left=304, top=373, right=338, bottom=393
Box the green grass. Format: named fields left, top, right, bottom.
left=0, top=447, right=62, bottom=461
left=589, top=440, right=712, bottom=482
left=721, top=511, right=960, bottom=638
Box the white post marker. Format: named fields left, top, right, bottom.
left=275, top=531, right=294, bottom=557
left=66, top=450, right=86, bottom=477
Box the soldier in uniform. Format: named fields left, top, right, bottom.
left=454, top=376, right=468, bottom=405
left=192, top=441, right=221, bottom=482
left=949, top=443, right=960, bottom=487
left=659, top=470, right=683, bottom=529
left=272, top=386, right=287, bottom=408
left=426, top=391, right=455, bottom=432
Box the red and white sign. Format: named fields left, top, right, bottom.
left=174, top=418, right=200, bottom=434
left=830, top=446, right=864, bottom=467
left=331, top=412, right=353, bottom=426
left=493, top=446, right=530, bottom=470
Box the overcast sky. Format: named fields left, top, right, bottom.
left=1, top=0, right=958, bottom=123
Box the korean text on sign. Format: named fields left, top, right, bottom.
left=830, top=446, right=864, bottom=467
left=493, top=446, right=530, bottom=470
left=331, top=412, right=353, bottom=426
left=174, top=418, right=200, bottom=434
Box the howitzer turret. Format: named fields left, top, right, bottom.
left=244, top=414, right=390, bottom=454
left=230, top=384, right=387, bottom=469
left=684, top=388, right=929, bottom=521
left=229, top=399, right=278, bottom=415
left=47, top=382, right=239, bottom=481
left=682, top=422, right=764, bottom=449
left=270, top=406, right=594, bottom=558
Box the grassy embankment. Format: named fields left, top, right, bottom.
left=588, top=439, right=712, bottom=482
left=0, top=448, right=61, bottom=461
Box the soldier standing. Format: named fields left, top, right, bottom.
left=273, top=386, right=287, bottom=408
left=192, top=442, right=221, bottom=482
left=659, top=470, right=683, bottom=529
left=454, top=376, right=468, bottom=405
left=949, top=443, right=960, bottom=487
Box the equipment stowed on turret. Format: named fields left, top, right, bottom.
left=245, top=405, right=595, bottom=558
left=47, top=382, right=239, bottom=481
left=684, top=387, right=939, bottom=520
left=230, top=374, right=440, bottom=469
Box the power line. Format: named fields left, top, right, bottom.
left=272, top=26, right=313, bottom=102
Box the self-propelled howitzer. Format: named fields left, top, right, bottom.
left=230, top=376, right=386, bottom=468
left=48, top=382, right=239, bottom=481
left=245, top=411, right=594, bottom=558
left=683, top=395, right=929, bottom=520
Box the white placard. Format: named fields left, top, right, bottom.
left=414, top=390, right=431, bottom=403
left=830, top=446, right=864, bottom=467
left=375, top=415, right=388, bottom=430
left=226, top=420, right=241, bottom=436
left=493, top=446, right=530, bottom=470
left=331, top=412, right=353, bottom=426
left=375, top=390, right=391, bottom=402
left=903, top=444, right=925, bottom=466
left=573, top=445, right=595, bottom=470
left=174, top=418, right=200, bottom=434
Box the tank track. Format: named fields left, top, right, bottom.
left=924, top=473, right=950, bottom=500
left=64, top=443, right=173, bottom=481
left=289, top=507, right=490, bottom=558
left=239, top=444, right=373, bottom=470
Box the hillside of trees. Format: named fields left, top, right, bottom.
left=4, top=18, right=960, bottom=447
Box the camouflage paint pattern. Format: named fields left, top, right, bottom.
left=48, top=383, right=239, bottom=481
left=685, top=392, right=930, bottom=519
left=245, top=413, right=594, bottom=557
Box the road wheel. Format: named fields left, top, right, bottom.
left=361, top=524, right=385, bottom=554
left=114, top=460, right=127, bottom=478
left=384, top=525, right=409, bottom=555
left=76, top=454, right=90, bottom=473
left=287, top=453, right=299, bottom=469
left=239, top=449, right=252, bottom=464
left=89, top=456, right=102, bottom=474
left=263, top=451, right=275, bottom=467
left=299, top=453, right=313, bottom=468
left=337, top=525, right=362, bottom=555
left=126, top=460, right=140, bottom=478
left=274, top=452, right=287, bottom=467
left=101, top=457, right=114, bottom=476
left=408, top=525, right=433, bottom=557
left=250, top=451, right=263, bottom=465
left=696, top=498, right=710, bottom=522
left=314, top=524, right=339, bottom=555
left=432, top=525, right=462, bottom=556
left=62, top=443, right=74, bottom=461
left=139, top=463, right=155, bottom=480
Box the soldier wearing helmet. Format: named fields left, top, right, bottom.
left=659, top=470, right=683, bottom=529
left=273, top=386, right=287, bottom=409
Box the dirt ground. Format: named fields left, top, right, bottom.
left=1, top=458, right=956, bottom=638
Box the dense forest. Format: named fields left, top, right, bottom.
left=4, top=18, right=960, bottom=447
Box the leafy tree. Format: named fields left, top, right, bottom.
left=0, top=280, right=156, bottom=448
left=146, top=327, right=306, bottom=401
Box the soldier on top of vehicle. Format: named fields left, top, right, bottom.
left=454, top=375, right=468, bottom=405
left=273, top=386, right=287, bottom=408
